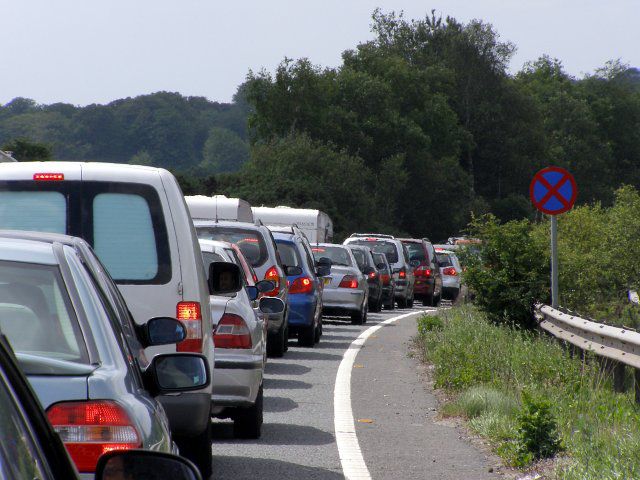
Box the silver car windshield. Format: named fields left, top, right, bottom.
left=312, top=246, right=352, bottom=267
left=0, top=261, right=89, bottom=365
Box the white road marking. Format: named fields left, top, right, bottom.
left=333, top=310, right=428, bottom=479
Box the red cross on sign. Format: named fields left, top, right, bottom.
left=529, top=166, right=577, bottom=215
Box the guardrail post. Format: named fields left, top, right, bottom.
left=613, top=362, right=626, bottom=393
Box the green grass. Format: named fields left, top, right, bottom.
left=416, top=308, right=640, bottom=479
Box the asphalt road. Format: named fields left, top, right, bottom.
left=210, top=305, right=502, bottom=479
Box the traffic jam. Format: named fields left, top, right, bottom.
left=0, top=162, right=462, bottom=479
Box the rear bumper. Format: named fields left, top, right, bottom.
left=414, top=278, right=435, bottom=298
left=287, top=294, right=317, bottom=327
left=322, top=288, right=364, bottom=312
left=211, top=356, right=263, bottom=411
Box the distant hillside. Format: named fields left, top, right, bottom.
left=0, top=90, right=250, bottom=173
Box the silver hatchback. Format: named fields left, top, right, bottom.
left=312, top=244, right=368, bottom=324
left=0, top=231, right=209, bottom=479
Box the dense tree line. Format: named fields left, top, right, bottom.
left=2, top=10, right=639, bottom=240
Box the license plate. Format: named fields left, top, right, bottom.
left=323, top=277, right=331, bottom=286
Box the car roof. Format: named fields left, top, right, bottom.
left=0, top=230, right=90, bottom=265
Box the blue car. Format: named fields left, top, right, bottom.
left=271, top=228, right=328, bottom=347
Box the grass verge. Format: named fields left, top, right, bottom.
left=417, top=306, right=640, bottom=479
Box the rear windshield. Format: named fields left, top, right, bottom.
left=0, top=191, right=66, bottom=233
left=276, top=241, right=301, bottom=268
left=403, top=242, right=427, bottom=263
left=349, top=240, right=398, bottom=263
left=372, top=252, right=388, bottom=270
left=350, top=249, right=367, bottom=270
left=312, top=246, right=352, bottom=267
left=196, top=227, right=268, bottom=268
left=0, top=260, right=88, bottom=365
left=436, top=253, right=453, bottom=267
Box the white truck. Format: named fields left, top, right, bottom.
left=251, top=206, right=334, bottom=244
left=185, top=194, right=254, bottom=223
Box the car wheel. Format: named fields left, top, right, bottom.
left=174, top=420, right=212, bottom=479
left=351, top=302, right=366, bottom=325
left=397, top=297, right=407, bottom=308
left=314, top=317, right=322, bottom=343
left=267, top=325, right=286, bottom=358
left=298, top=323, right=315, bottom=347
left=233, top=385, right=263, bottom=439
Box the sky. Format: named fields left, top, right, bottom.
left=1, top=0, right=638, bottom=106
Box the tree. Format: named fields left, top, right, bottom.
left=200, top=127, right=249, bottom=173
left=1, top=138, right=52, bottom=161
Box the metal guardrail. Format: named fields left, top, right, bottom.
left=535, top=303, right=640, bottom=402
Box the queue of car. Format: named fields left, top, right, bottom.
left=0, top=161, right=462, bottom=479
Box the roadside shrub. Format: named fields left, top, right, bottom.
left=514, top=391, right=562, bottom=466
left=417, top=315, right=443, bottom=335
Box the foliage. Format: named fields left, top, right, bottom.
left=514, top=391, right=562, bottom=465
left=417, top=315, right=443, bottom=334
left=200, top=127, right=248, bottom=173
left=462, top=215, right=548, bottom=329
left=417, top=307, right=640, bottom=477
left=1, top=138, right=52, bottom=161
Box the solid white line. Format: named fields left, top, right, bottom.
left=333, top=311, right=425, bottom=479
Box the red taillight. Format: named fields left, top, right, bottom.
left=176, top=301, right=203, bottom=352
left=214, top=313, right=252, bottom=349
left=415, top=266, right=432, bottom=277
left=381, top=273, right=390, bottom=285
left=443, top=267, right=458, bottom=276
left=264, top=266, right=280, bottom=297
left=47, top=401, right=140, bottom=473
left=398, top=269, right=406, bottom=279
left=33, top=173, right=64, bottom=181
left=289, top=276, right=313, bottom=294
left=368, top=271, right=377, bottom=279
left=339, top=275, right=358, bottom=289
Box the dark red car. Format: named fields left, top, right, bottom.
left=399, top=238, right=443, bottom=306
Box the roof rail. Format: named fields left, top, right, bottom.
left=349, top=233, right=395, bottom=239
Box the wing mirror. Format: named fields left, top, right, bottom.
left=284, top=265, right=303, bottom=276
left=247, top=279, right=276, bottom=301
left=143, top=353, right=210, bottom=396
left=208, top=262, right=242, bottom=295
left=96, top=450, right=202, bottom=480
left=316, top=257, right=332, bottom=277
left=259, top=297, right=285, bottom=315
left=138, top=317, right=186, bottom=348
left=376, top=263, right=386, bottom=270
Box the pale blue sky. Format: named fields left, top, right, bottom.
left=1, top=0, right=638, bottom=106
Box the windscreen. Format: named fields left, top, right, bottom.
left=196, top=227, right=268, bottom=268
left=0, top=261, right=88, bottom=366
left=403, top=242, right=427, bottom=263
left=349, top=240, right=398, bottom=263
left=312, top=246, right=352, bottom=267
left=276, top=241, right=301, bottom=267
left=436, top=253, right=453, bottom=267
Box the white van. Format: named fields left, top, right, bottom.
left=251, top=206, right=333, bottom=243
left=0, top=162, right=215, bottom=478
left=186, top=194, right=254, bottom=223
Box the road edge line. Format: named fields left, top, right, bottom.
left=333, top=311, right=425, bottom=479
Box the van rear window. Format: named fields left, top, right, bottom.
left=350, top=240, right=398, bottom=263
left=0, top=192, right=66, bottom=233
left=196, top=227, right=268, bottom=268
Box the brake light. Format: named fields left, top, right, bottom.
left=33, top=173, right=64, bottom=181
left=415, top=266, right=432, bottom=277
left=289, top=276, right=313, bottom=294
left=368, top=271, right=377, bottom=279
left=176, top=301, right=202, bottom=352
left=264, top=266, right=280, bottom=297
left=398, top=269, right=406, bottom=279
left=214, top=313, right=252, bottom=348
left=443, top=267, right=458, bottom=276
left=365, top=237, right=378, bottom=241
left=339, top=275, right=358, bottom=289
left=47, top=401, right=140, bottom=473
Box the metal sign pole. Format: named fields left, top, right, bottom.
left=550, top=215, right=559, bottom=308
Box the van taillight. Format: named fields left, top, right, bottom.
left=264, top=266, right=280, bottom=297
left=46, top=401, right=141, bottom=473
left=33, top=173, right=64, bottom=181
left=214, top=313, right=252, bottom=349
left=176, top=301, right=203, bottom=352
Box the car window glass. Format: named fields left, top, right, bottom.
left=372, top=253, right=388, bottom=272
left=0, top=191, right=66, bottom=234
left=197, top=227, right=267, bottom=268
left=202, top=251, right=226, bottom=281
left=301, top=241, right=316, bottom=273
left=403, top=242, right=426, bottom=263
left=0, top=260, right=88, bottom=366
left=312, top=246, right=352, bottom=267
left=93, top=193, right=158, bottom=281
left=225, top=248, right=249, bottom=285
left=0, top=369, right=49, bottom=480
left=351, top=249, right=366, bottom=270
left=276, top=242, right=300, bottom=267
left=350, top=240, right=399, bottom=263
left=402, top=245, right=410, bottom=263
left=436, top=253, right=454, bottom=267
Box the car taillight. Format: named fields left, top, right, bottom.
left=264, top=266, right=280, bottom=297
left=415, top=266, right=432, bottom=277
left=398, top=269, right=406, bottom=279
left=176, top=301, right=202, bottom=352
left=289, top=276, right=313, bottom=294
left=339, top=275, right=358, bottom=289
left=443, top=267, right=458, bottom=276
left=368, top=271, right=378, bottom=279
left=214, top=313, right=252, bottom=349
left=47, top=401, right=140, bottom=473
left=381, top=273, right=390, bottom=285
left=33, top=173, right=64, bottom=181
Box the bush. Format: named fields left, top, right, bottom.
left=514, top=391, right=562, bottom=466
left=417, top=315, right=444, bottom=335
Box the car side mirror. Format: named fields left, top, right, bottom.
left=259, top=297, right=285, bottom=315
left=246, top=285, right=259, bottom=301
left=316, top=265, right=331, bottom=277
left=208, top=262, right=242, bottom=295
left=410, top=259, right=420, bottom=268
left=144, top=353, right=210, bottom=396
left=139, top=317, right=186, bottom=348
left=256, top=280, right=275, bottom=293
left=96, top=450, right=202, bottom=480
left=285, top=265, right=303, bottom=276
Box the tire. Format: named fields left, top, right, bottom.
left=370, top=294, right=382, bottom=313
left=408, top=292, right=415, bottom=308
left=298, top=323, right=315, bottom=347
left=267, top=324, right=286, bottom=358
left=233, top=385, right=263, bottom=439
left=397, top=297, right=407, bottom=309
left=314, top=318, right=322, bottom=343
left=175, top=420, right=212, bottom=479
left=351, top=302, right=367, bottom=325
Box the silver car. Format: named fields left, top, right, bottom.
left=312, top=243, right=368, bottom=324
left=194, top=220, right=290, bottom=358
left=0, top=231, right=209, bottom=479
left=199, top=239, right=282, bottom=439
left=435, top=248, right=463, bottom=301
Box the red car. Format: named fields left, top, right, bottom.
left=399, top=238, right=443, bottom=306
